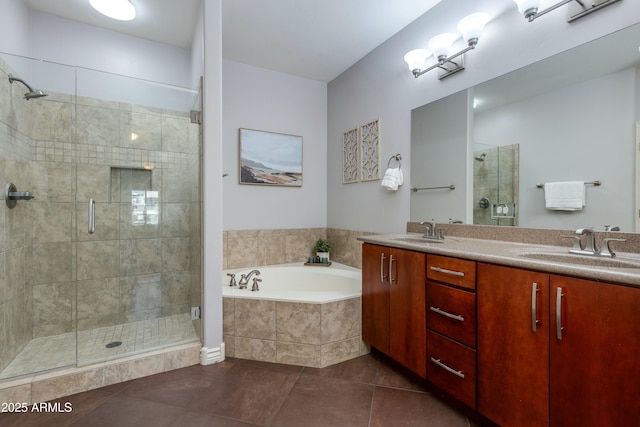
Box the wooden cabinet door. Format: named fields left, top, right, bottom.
left=550, top=276, right=640, bottom=426
left=389, top=248, right=426, bottom=378
left=477, top=263, right=550, bottom=427
left=361, top=243, right=390, bottom=354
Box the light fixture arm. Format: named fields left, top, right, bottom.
left=412, top=40, right=477, bottom=79
left=522, top=0, right=622, bottom=22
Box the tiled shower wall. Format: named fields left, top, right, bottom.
left=0, top=57, right=201, bottom=374
left=222, top=227, right=374, bottom=270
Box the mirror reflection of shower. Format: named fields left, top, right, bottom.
left=473, top=143, right=519, bottom=227
left=8, top=74, right=48, bottom=100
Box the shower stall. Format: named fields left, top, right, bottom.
left=473, top=143, right=519, bottom=226
left=0, top=53, right=202, bottom=381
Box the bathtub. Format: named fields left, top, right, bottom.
left=222, top=262, right=366, bottom=368
left=222, top=262, right=361, bottom=303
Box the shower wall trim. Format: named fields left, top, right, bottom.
left=0, top=343, right=200, bottom=404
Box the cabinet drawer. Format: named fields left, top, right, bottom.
left=427, top=282, right=476, bottom=348
left=427, top=255, right=476, bottom=290
left=427, top=330, right=476, bottom=410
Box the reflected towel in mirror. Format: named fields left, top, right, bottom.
left=544, top=181, right=585, bottom=211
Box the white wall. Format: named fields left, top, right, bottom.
left=0, top=1, right=30, bottom=56
left=327, top=0, right=640, bottom=234
left=222, top=60, right=327, bottom=230
left=475, top=68, right=636, bottom=231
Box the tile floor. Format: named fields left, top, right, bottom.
left=0, top=352, right=485, bottom=427
left=0, top=314, right=198, bottom=379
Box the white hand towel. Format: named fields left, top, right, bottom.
left=544, top=181, right=585, bottom=211
left=381, top=167, right=403, bottom=191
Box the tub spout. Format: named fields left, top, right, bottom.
left=239, top=269, right=261, bottom=289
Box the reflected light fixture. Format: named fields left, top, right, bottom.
left=90, top=0, right=136, bottom=21
left=513, top=0, right=622, bottom=22
left=404, top=12, right=489, bottom=80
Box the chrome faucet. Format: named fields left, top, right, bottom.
left=238, top=269, right=261, bottom=289
left=419, top=220, right=445, bottom=241
left=563, top=227, right=626, bottom=258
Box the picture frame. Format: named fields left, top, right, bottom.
left=239, top=128, right=303, bottom=187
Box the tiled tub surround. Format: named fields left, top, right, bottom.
left=0, top=56, right=201, bottom=387
left=223, top=262, right=368, bottom=367
left=223, top=227, right=373, bottom=270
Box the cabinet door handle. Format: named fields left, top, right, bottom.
left=429, top=266, right=464, bottom=277
left=380, top=253, right=387, bottom=283
left=531, top=282, right=539, bottom=332
left=429, top=306, right=464, bottom=322
left=389, top=255, right=395, bottom=285
left=556, top=287, right=564, bottom=340
left=88, top=198, right=95, bottom=234
left=430, top=357, right=465, bottom=379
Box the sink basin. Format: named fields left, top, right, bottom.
left=392, top=237, right=444, bottom=244
left=513, top=250, right=640, bottom=269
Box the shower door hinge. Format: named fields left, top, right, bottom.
left=190, top=110, right=202, bottom=125
left=191, top=306, right=201, bottom=320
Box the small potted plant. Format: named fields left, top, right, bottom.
left=313, top=238, right=332, bottom=263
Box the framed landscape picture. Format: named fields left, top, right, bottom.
left=239, top=128, right=303, bottom=187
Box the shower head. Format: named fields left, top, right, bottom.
left=8, top=74, right=48, bottom=100
left=475, top=153, right=486, bottom=162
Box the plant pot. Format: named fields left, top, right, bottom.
left=316, top=251, right=330, bottom=263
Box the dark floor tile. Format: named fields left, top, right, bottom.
left=0, top=390, right=112, bottom=427
left=167, top=410, right=257, bottom=427
left=370, top=386, right=469, bottom=427
left=118, top=361, right=234, bottom=408
left=302, top=354, right=380, bottom=384
left=271, top=373, right=374, bottom=427
left=186, top=363, right=300, bottom=425
left=67, top=395, right=185, bottom=427
left=373, top=357, right=427, bottom=392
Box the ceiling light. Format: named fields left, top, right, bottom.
left=513, top=0, right=622, bottom=23
left=404, top=13, right=489, bottom=80
left=90, top=0, right=136, bottom=21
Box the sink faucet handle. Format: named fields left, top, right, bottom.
left=226, top=273, right=237, bottom=287
left=597, top=238, right=627, bottom=258
left=561, top=235, right=584, bottom=251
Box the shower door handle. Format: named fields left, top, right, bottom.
left=88, top=198, right=95, bottom=234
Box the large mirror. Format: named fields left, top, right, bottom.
left=410, top=23, right=640, bottom=232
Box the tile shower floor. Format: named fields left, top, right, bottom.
left=0, top=313, right=198, bottom=379
left=0, top=352, right=482, bottom=427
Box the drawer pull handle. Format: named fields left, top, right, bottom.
left=430, top=357, right=465, bottom=379
left=380, top=253, right=387, bottom=283
left=429, top=306, right=464, bottom=322
left=389, top=255, right=395, bottom=285
left=430, top=266, right=464, bottom=277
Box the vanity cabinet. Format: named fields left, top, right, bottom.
left=426, top=255, right=477, bottom=409
left=549, top=275, right=640, bottom=426
left=478, top=263, right=640, bottom=426
left=361, top=243, right=427, bottom=377
left=477, top=263, right=550, bottom=427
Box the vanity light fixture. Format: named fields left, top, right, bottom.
left=89, top=0, right=136, bottom=21
left=404, top=12, right=489, bottom=80
left=513, top=0, right=622, bottom=23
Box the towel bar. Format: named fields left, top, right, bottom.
left=411, top=185, right=456, bottom=192
left=536, top=180, right=601, bottom=188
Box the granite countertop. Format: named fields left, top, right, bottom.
left=358, top=233, right=640, bottom=287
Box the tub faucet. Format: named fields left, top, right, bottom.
left=238, top=269, right=261, bottom=289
